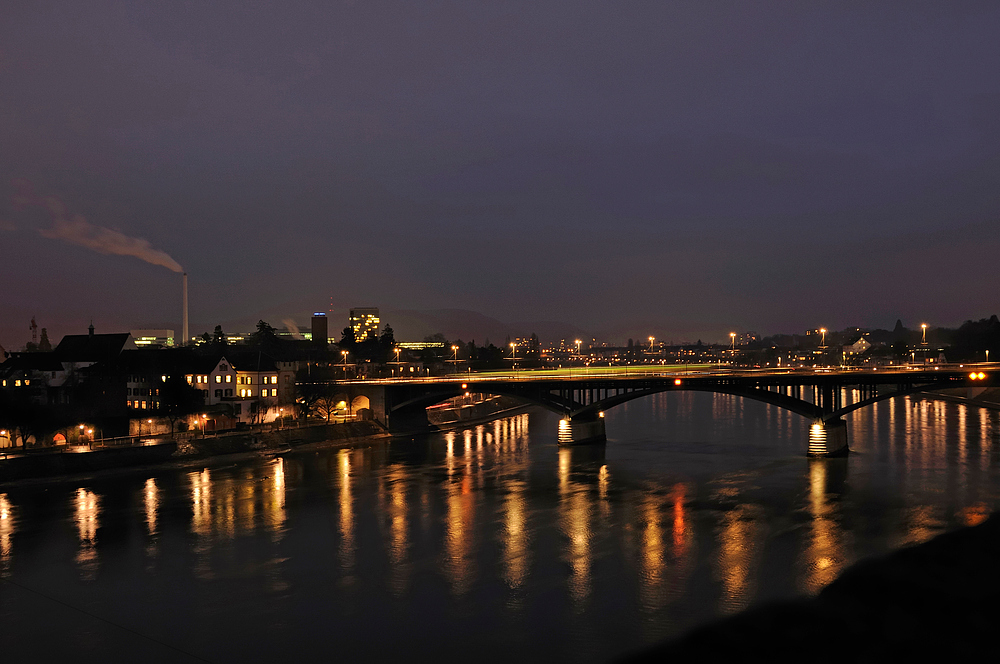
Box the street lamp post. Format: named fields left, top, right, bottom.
left=341, top=350, right=349, bottom=377
left=820, top=328, right=827, bottom=347
left=921, top=323, right=928, bottom=345
left=649, top=336, right=655, bottom=354
left=730, top=332, right=736, bottom=351
left=452, top=345, right=459, bottom=374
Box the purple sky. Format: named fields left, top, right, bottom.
left=3, top=1, right=1000, bottom=348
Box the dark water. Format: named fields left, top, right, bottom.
left=2, top=392, right=1000, bottom=662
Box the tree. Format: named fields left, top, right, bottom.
left=340, top=327, right=357, bottom=351
left=316, top=388, right=343, bottom=422
left=379, top=324, right=396, bottom=357
left=294, top=363, right=335, bottom=419
left=158, top=374, right=206, bottom=435
left=213, top=325, right=227, bottom=346
left=38, top=328, right=52, bottom=352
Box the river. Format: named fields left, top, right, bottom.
left=1, top=392, right=998, bottom=662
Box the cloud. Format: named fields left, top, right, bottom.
left=12, top=178, right=182, bottom=272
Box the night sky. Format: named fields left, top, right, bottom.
left=3, top=2, right=1000, bottom=348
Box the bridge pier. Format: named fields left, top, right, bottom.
left=558, top=413, right=607, bottom=445
left=807, top=419, right=849, bottom=457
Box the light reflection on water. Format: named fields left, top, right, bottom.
left=2, top=394, right=1000, bottom=662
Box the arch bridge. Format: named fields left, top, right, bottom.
left=336, top=368, right=993, bottom=457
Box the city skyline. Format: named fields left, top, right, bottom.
left=3, top=3, right=1000, bottom=349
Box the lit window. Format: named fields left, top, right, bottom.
left=24, top=379, right=29, bottom=386
left=215, top=375, right=221, bottom=383
left=161, top=375, right=167, bottom=382
left=225, top=375, right=232, bottom=383
left=141, top=401, right=147, bottom=409
left=14, top=380, right=21, bottom=387
left=271, top=388, right=277, bottom=397
left=186, top=375, right=193, bottom=384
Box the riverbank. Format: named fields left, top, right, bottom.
left=0, top=420, right=389, bottom=488
left=622, top=511, right=1000, bottom=661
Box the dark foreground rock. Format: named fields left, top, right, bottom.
left=621, top=514, right=1000, bottom=662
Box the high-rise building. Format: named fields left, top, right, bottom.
left=349, top=307, right=380, bottom=342
left=311, top=313, right=328, bottom=346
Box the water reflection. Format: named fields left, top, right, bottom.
left=444, top=432, right=477, bottom=596
left=799, top=460, right=847, bottom=594
left=383, top=464, right=411, bottom=595
left=0, top=494, right=13, bottom=575
left=713, top=477, right=762, bottom=614
left=338, top=449, right=356, bottom=583
left=4, top=396, right=1000, bottom=663
left=75, top=488, right=100, bottom=579
left=144, top=478, right=159, bottom=536
left=558, top=446, right=604, bottom=607
left=501, top=478, right=529, bottom=591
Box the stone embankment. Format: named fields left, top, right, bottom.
left=622, top=512, right=1000, bottom=662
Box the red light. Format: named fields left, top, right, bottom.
left=674, top=378, right=682, bottom=385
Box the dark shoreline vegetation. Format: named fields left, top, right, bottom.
left=622, top=510, right=1000, bottom=662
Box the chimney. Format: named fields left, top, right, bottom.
left=182, top=272, right=189, bottom=346
left=88, top=321, right=94, bottom=337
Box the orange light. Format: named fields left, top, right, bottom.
left=970, top=372, right=978, bottom=379
left=979, top=372, right=986, bottom=380
left=461, top=383, right=467, bottom=389
left=674, top=378, right=682, bottom=385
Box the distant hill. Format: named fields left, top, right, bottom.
left=386, top=309, right=587, bottom=346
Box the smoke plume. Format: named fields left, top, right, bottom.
left=282, top=318, right=303, bottom=340
left=13, top=179, right=182, bottom=272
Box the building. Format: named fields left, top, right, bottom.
left=311, top=313, right=328, bottom=346
left=349, top=307, right=380, bottom=342
left=130, top=329, right=175, bottom=348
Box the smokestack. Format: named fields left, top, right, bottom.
left=182, top=272, right=189, bottom=346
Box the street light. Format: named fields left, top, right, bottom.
left=820, top=328, right=827, bottom=347
left=730, top=332, right=736, bottom=351
left=341, top=350, right=349, bottom=375
left=921, top=323, right=928, bottom=345
left=575, top=339, right=581, bottom=356
left=649, top=336, right=655, bottom=352
left=452, top=345, right=459, bottom=371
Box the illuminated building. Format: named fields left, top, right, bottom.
left=349, top=307, right=380, bottom=342
left=130, top=329, right=175, bottom=348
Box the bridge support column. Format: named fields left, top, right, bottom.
left=808, top=419, right=849, bottom=458
left=558, top=413, right=607, bottom=445
left=386, top=408, right=435, bottom=437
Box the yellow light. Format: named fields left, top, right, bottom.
left=461, top=383, right=467, bottom=389
left=970, top=372, right=978, bottom=379
left=598, top=412, right=604, bottom=418
left=979, top=372, right=986, bottom=380
left=674, top=378, right=682, bottom=385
